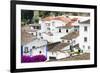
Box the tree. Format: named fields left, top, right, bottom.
left=21, top=10, right=33, bottom=24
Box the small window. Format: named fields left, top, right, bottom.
left=66, top=29, right=68, bottom=32
left=75, top=29, right=77, bottom=31
left=39, top=51, right=42, bottom=54
left=34, top=26, right=36, bottom=29
left=84, top=37, right=87, bottom=42
left=37, top=26, right=39, bottom=29
left=39, top=33, right=41, bottom=36
left=31, top=33, right=33, bottom=35
left=24, top=47, right=29, bottom=53
left=47, top=28, right=50, bottom=30
left=88, top=46, right=90, bottom=49
left=84, top=26, right=87, bottom=31
left=41, top=37, right=43, bottom=39
left=59, top=29, right=61, bottom=32
left=32, top=46, right=35, bottom=49
left=68, top=40, right=70, bottom=43
left=83, top=45, right=85, bottom=48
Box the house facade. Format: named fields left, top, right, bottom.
left=47, top=42, right=70, bottom=60
left=39, top=16, right=77, bottom=43
left=78, top=19, right=90, bottom=53
left=21, top=15, right=90, bottom=62
left=22, top=39, right=48, bottom=57
left=21, top=30, right=48, bottom=58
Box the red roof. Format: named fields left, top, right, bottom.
left=53, top=16, right=71, bottom=23
left=43, top=16, right=54, bottom=21
left=66, top=18, right=78, bottom=26
left=43, top=16, right=71, bottom=23
left=43, top=16, right=78, bottom=24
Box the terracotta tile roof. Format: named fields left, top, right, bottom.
left=54, top=16, right=72, bottom=23
left=71, top=18, right=78, bottom=22
left=61, top=31, right=79, bottom=40
left=66, top=18, right=78, bottom=26
left=78, top=19, right=90, bottom=24
left=49, top=43, right=70, bottom=52
left=43, top=16, right=78, bottom=25
left=43, top=16, right=71, bottom=23
left=21, top=31, right=36, bottom=45
left=47, top=42, right=60, bottom=51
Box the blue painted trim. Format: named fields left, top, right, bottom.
left=30, top=49, right=32, bottom=56
left=21, top=46, right=23, bottom=56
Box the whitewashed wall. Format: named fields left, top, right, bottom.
left=42, top=32, right=67, bottom=43
left=23, top=39, right=47, bottom=56
left=79, top=24, right=90, bottom=53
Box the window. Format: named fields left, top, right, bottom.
left=84, top=37, right=87, bottom=42
left=37, top=26, right=39, bottom=29
left=24, top=47, right=29, bottom=53
left=31, top=33, right=33, bottom=35
left=88, top=46, right=90, bottom=49
left=39, top=51, right=42, bottom=54
left=74, top=26, right=79, bottom=31
left=75, top=29, right=77, bottom=31
left=59, top=29, right=61, bottom=32
left=47, top=28, right=50, bottom=30
left=41, top=37, right=43, bottom=39
left=83, top=45, right=85, bottom=48
left=32, top=46, right=35, bottom=49
left=66, top=29, right=68, bottom=32
left=84, top=26, right=87, bottom=31
left=39, top=33, right=41, bottom=36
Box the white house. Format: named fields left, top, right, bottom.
left=78, top=19, right=90, bottom=53
left=68, top=16, right=90, bottom=53
left=21, top=31, right=48, bottom=57
left=40, top=16, right=73, bottom=33
left=47, top=42, right=70, bottom=60
left=61, top=31, right=79, bottom=52
left=39, top=16, right=78, bottom=43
